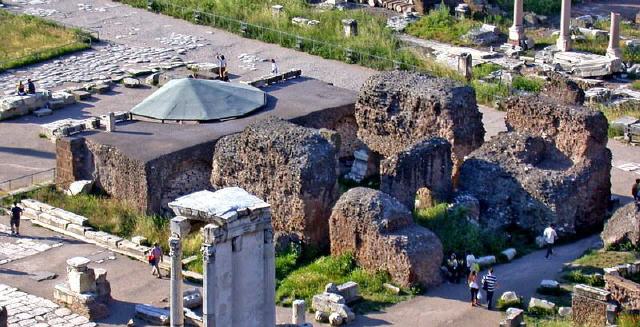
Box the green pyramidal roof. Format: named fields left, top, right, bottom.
left=130, top=78, right=266, bottom=121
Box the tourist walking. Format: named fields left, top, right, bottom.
left=271, top=59, right=278, bottom=75
left=468, top=270, right=480, bottom=307
left=16, top=81, right=26, bottom=96
left=482, top=268, right=498, bottom=310
left=149, top=243, right=163, bottom=278
left=633, top=179, right=640, bottom=210
left=543, top=223, right=558, bottom=259
left=216, top=54, right=227, bottom=80
left=10, top=201, right=22, bottom=236
left=446, top=253, right=460, bottom=283
left=27, top=79, right=36, bottom=94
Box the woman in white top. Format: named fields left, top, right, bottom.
left=271, top=59, right=278, bottom=75
left=468, top=270, right=479, bottom=307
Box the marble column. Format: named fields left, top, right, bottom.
left=292, top=299, right=306, bottom=325
left=508, top=0, right=525, bottom=46
left=201, top=243, right=216, bottom=327
left=556, top=0, right=572, bottom=52
left=607, top=12, right=622, bottom=59
left=263, top=228, right=276, bottom=327
left=169, top=236, right=184, bottom=327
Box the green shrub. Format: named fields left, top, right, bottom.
left=472, top=63, right=502, bottom=79
left=512, top=76, right=544, bottom=93
left=405, top=3, right=479, bottom=45
left=608, top=125, right=625, bottom=138
left=563, top=270, right=604, bottom=287
left=528, top=305, right=556, bottom=317
left=632, top=81, right=640, bottom=91
left=496, top=297, right=524, bottom=311
left=471, top=80, right=510, bottom=106
left=275, top=253, right=413, bottom=313
left=617, top=313, right=640, bottom=327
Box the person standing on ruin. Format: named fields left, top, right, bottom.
left=216, top=54, right=227, bottom=80
left=481, top=267, right=498, bottom=310
left=271, top=58, right=278, bottom=75
left=10, top=201, right=22, bottom=236
left=468, top=270, right=479, bottom=307
left=149, top=243, right=163, bottom=278
left=543, top=223, right=558, bottom=259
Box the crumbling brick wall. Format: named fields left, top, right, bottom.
left=55, top=137, right=89, bottom=190
left=605, top=274, right=640, bottom=310
left=572, top=293, right=610, bottom=327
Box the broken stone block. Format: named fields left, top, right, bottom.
left=67, top=180, right=94, bottom=196
left=315, top=311, right=329, bottom=323
left=500, top=307, right=524, bottom=327
left=211, top=117, right=338, bottom=248
left=558, top=306, right=572, bottom=317
left=501, top=248, right=517, bottom=261
left=330, top=188, right=443, bottom=288
left=500, top=291, right=518, bottom=302
left=135, top=304, right=169, bottom=325
left=66, top=224, right=92, bottom=236
left=183, top=289, right=202, bottom=309
left=336, top=281, right=361, bottom=304
left=380, top=137, right=453, bottom=211
left=34, top=108, right=53, bottom=117
left=601, top=203, right=640, bottom=248
left=476, top=256, right=496, bottom=267
left=529, top=297, right=556, bottom=311
left=355, top=71, right=485, bottom=172
left=71, top=90, right=91, bottom=101
left=68, top=267, right=96, bottom=294
left=131, top=235, right=148, bottom=246
left=540, top=280, right=560, bottom=289
left=117, top=239, right=150, bottom=257
left=49, top=208, right=88, bottom=226
left=123, top=78, right=141, bottom=88
left=328, top=312, right=343, bottom=326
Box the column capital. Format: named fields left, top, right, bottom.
left=201, top=244, right=216, bottom=263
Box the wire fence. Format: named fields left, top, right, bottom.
left=147, top=0, right=426, bottom=73
left=0, top=168, right=56, bottom=193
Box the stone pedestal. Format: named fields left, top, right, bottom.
left=292, top=300, right=306, bottom=325
left=53, top=256, right=111, bottom=320
left=556, top=0, right=572, bottom=52
left=169, top=236, right=184, bottom=327
left=508, top=0, right=525, bottom=47
left=106, top=112, right=115, bottom=132
left=606, top=12, right=622, bottom=60
left=457, top=53, right=473, bottom=81
left=342, top=19, right=358, bottom=37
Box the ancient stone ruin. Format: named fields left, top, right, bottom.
left=380, top=137, right=453, bottom=210
left=459, top=95, right=611, bottom=235
left=355, top=71, right=485, bottom=173
left=53, top=257, right=111, bottom=320
left=329, top=187, right=443, bottom=288
left=601, top=203, right=640, bottom=248
left=211, top=117, right=338, bottom=248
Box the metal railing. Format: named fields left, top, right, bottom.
left=0, top=168, right=56, bottom=193
left=146, top=0, right=424, bottom=73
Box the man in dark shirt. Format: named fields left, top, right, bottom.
left=27, top=79, right=36, bottom=94
left=10, top=201, right=23, bottom=236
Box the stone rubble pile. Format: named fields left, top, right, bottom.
left=40, top=111, right=130, bottom=142
left=238, top=53, right=262, bottom=71
left=386, top=12, right=420, bottom=32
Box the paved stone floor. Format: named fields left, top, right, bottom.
left=0, top=284, right=96, bottom=327
left=0, top=223, right=64, bottom=265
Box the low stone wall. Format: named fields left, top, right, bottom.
left=0, top=92, right=50, bottom=120
left=604, top=262, right=640, bottom=310
left=20, top=199, right=151, bottom=259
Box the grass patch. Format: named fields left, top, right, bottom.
left=572, top=249, right=638, bottom=270
left=563, top=269, right=604, bottom=287
left=512, top=76, right=543, bottom=93
left=471, top=80, right=510, bottom=106
left=414, top=203, right=535, bottom=257
left=473, top=63, right=502, bottom=79
left=527, top=306, right=556, bottom=318
left=524, top=316, right=572, bottom=327
left=496, top=297, right=524, bottom=311
left=0, top=9, right=91, bottom=71
left=2, top=186, right=202, bottom=258
left=632, top=81, right=640, bottom=91
left=275, top=253, right=414, bottom=313
left=405, top=4, right=479, bottom=46
left=618, top=313, right=640, bottom=327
